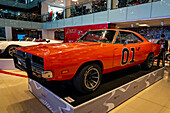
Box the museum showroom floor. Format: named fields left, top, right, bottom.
left=0, top=68, right=170, bottom=113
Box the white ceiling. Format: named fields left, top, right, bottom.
left=45, top=0, right=64, bottom=7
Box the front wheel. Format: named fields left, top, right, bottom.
left=73, top=64, right=102, bottom=94
left=141, top=53, right=154, bottom=70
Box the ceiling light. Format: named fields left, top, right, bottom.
left=161, top=21, right=164, bottom=26
left=138, top=24, right=149, bottom=26
left=72, top=0, right=78, bottom=2
left=60, top=4, right=64, bottom=6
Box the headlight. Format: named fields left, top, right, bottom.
left=42, top=71, right=53, bottom=78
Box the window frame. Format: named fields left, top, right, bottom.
left=114, top=31, right=144, bottom=44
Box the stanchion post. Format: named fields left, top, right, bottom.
left=168, top=60, right=170, bottom=78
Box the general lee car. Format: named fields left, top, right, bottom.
left=13, top=29, right=161, bottom=93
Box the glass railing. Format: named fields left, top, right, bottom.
left=0, top=0, right=161, bottom=23
left=111, top=0, right=161, bottom=9
left=65, top=0, right=107, bottom=18
left=0, top=10, right=42, bottom=22
left=1, top=0, right=35, bottom=4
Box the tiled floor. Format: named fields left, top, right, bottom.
left=0, top=69, right=170, bottom=113
left=109, top=70, right=170, bottom=113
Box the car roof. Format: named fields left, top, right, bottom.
left=90, top=29, right=134, bottom=33
left=90, top=29, right=148, bottom=42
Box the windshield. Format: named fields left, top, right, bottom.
left=77, top=30, right=116, bottom=43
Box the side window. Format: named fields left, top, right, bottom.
left=120, top=31, right=133, bottom=44
left=132, top=33, right=143, bottom=43
left=114, top=31, right=132, bottom=44
left=114, top=31, right=143, bottom=44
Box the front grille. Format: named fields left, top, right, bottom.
left=16, top=50, right=44, bottom=72
left=32, top=55, right=44, bottom=65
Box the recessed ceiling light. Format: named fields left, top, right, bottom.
left=72, top=0, right=78, bottom=2
left=138, top=24, right=149, bottom=27
left=161, top=21, right=164, bottom=26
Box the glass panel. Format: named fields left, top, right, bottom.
left=131, top=33, right=143, bottom=43
left=111, top=0, right=161, bottom=9
left=92, top=0, right=107, bottom=13
left=78, top=30, right=116, bottom=43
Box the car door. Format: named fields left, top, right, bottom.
left=130, top=32, right=145, bottom=62
left=112, top=31, right=142, bottom=69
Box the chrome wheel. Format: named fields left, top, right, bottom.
left=84, top=67, right=100, bottom=90
left=8, top=46, right=17, bottom=57
left=166, top=54, right=170, bottom=61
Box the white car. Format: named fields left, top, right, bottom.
left=0, top=38, right=63, bottom=57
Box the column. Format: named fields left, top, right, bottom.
left=107, top=0, right=112, bottom=10
left=42, top=29, right=48, bottom=39
left=42, top=29, right=55, bottom=40
left=47, top=30, right=55, bottom=40
left=65, top=0, right=71, bottom=18
left=41, top=2, right=48, bottom=15
left=5, top=26, right=12, bottom=41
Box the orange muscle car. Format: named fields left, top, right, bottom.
left=13, top=29, right=161, bottom=93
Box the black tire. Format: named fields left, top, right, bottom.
left=166, top=54, right=170, bottom=61
left=73, top=64, right=102, bottom=94
left=141, top=53, right=154, bottom=70
left=5, top=45, right=18, bottom=57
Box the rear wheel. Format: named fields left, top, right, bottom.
left=141, top=53, right=154, bottom=70
left=73, top=64, right=102, bottom=94
left=166, top=54, right=170, bottom=61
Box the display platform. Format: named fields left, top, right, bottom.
left=28, top=65, right=164, bottom=113
left=0, top=58, right=16, bottom=70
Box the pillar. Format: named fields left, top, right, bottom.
left=42, top=29, right=48, bottom=39
left=65, top=0, right=71, bottom=18
left=47, top=30, right=55, bottom=40
left=107, top=0, right=112, bottom=10
left=5, top=26, right=12, bottom=41
left=41, top=2, right=48, bottom=15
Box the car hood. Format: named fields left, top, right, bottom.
left=17, top=42, right=102, bottom=57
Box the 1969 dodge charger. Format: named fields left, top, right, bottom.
left=13, top=29, right=161, bottom=93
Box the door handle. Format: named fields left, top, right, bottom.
left=136, top=47, right=140, bottom=50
